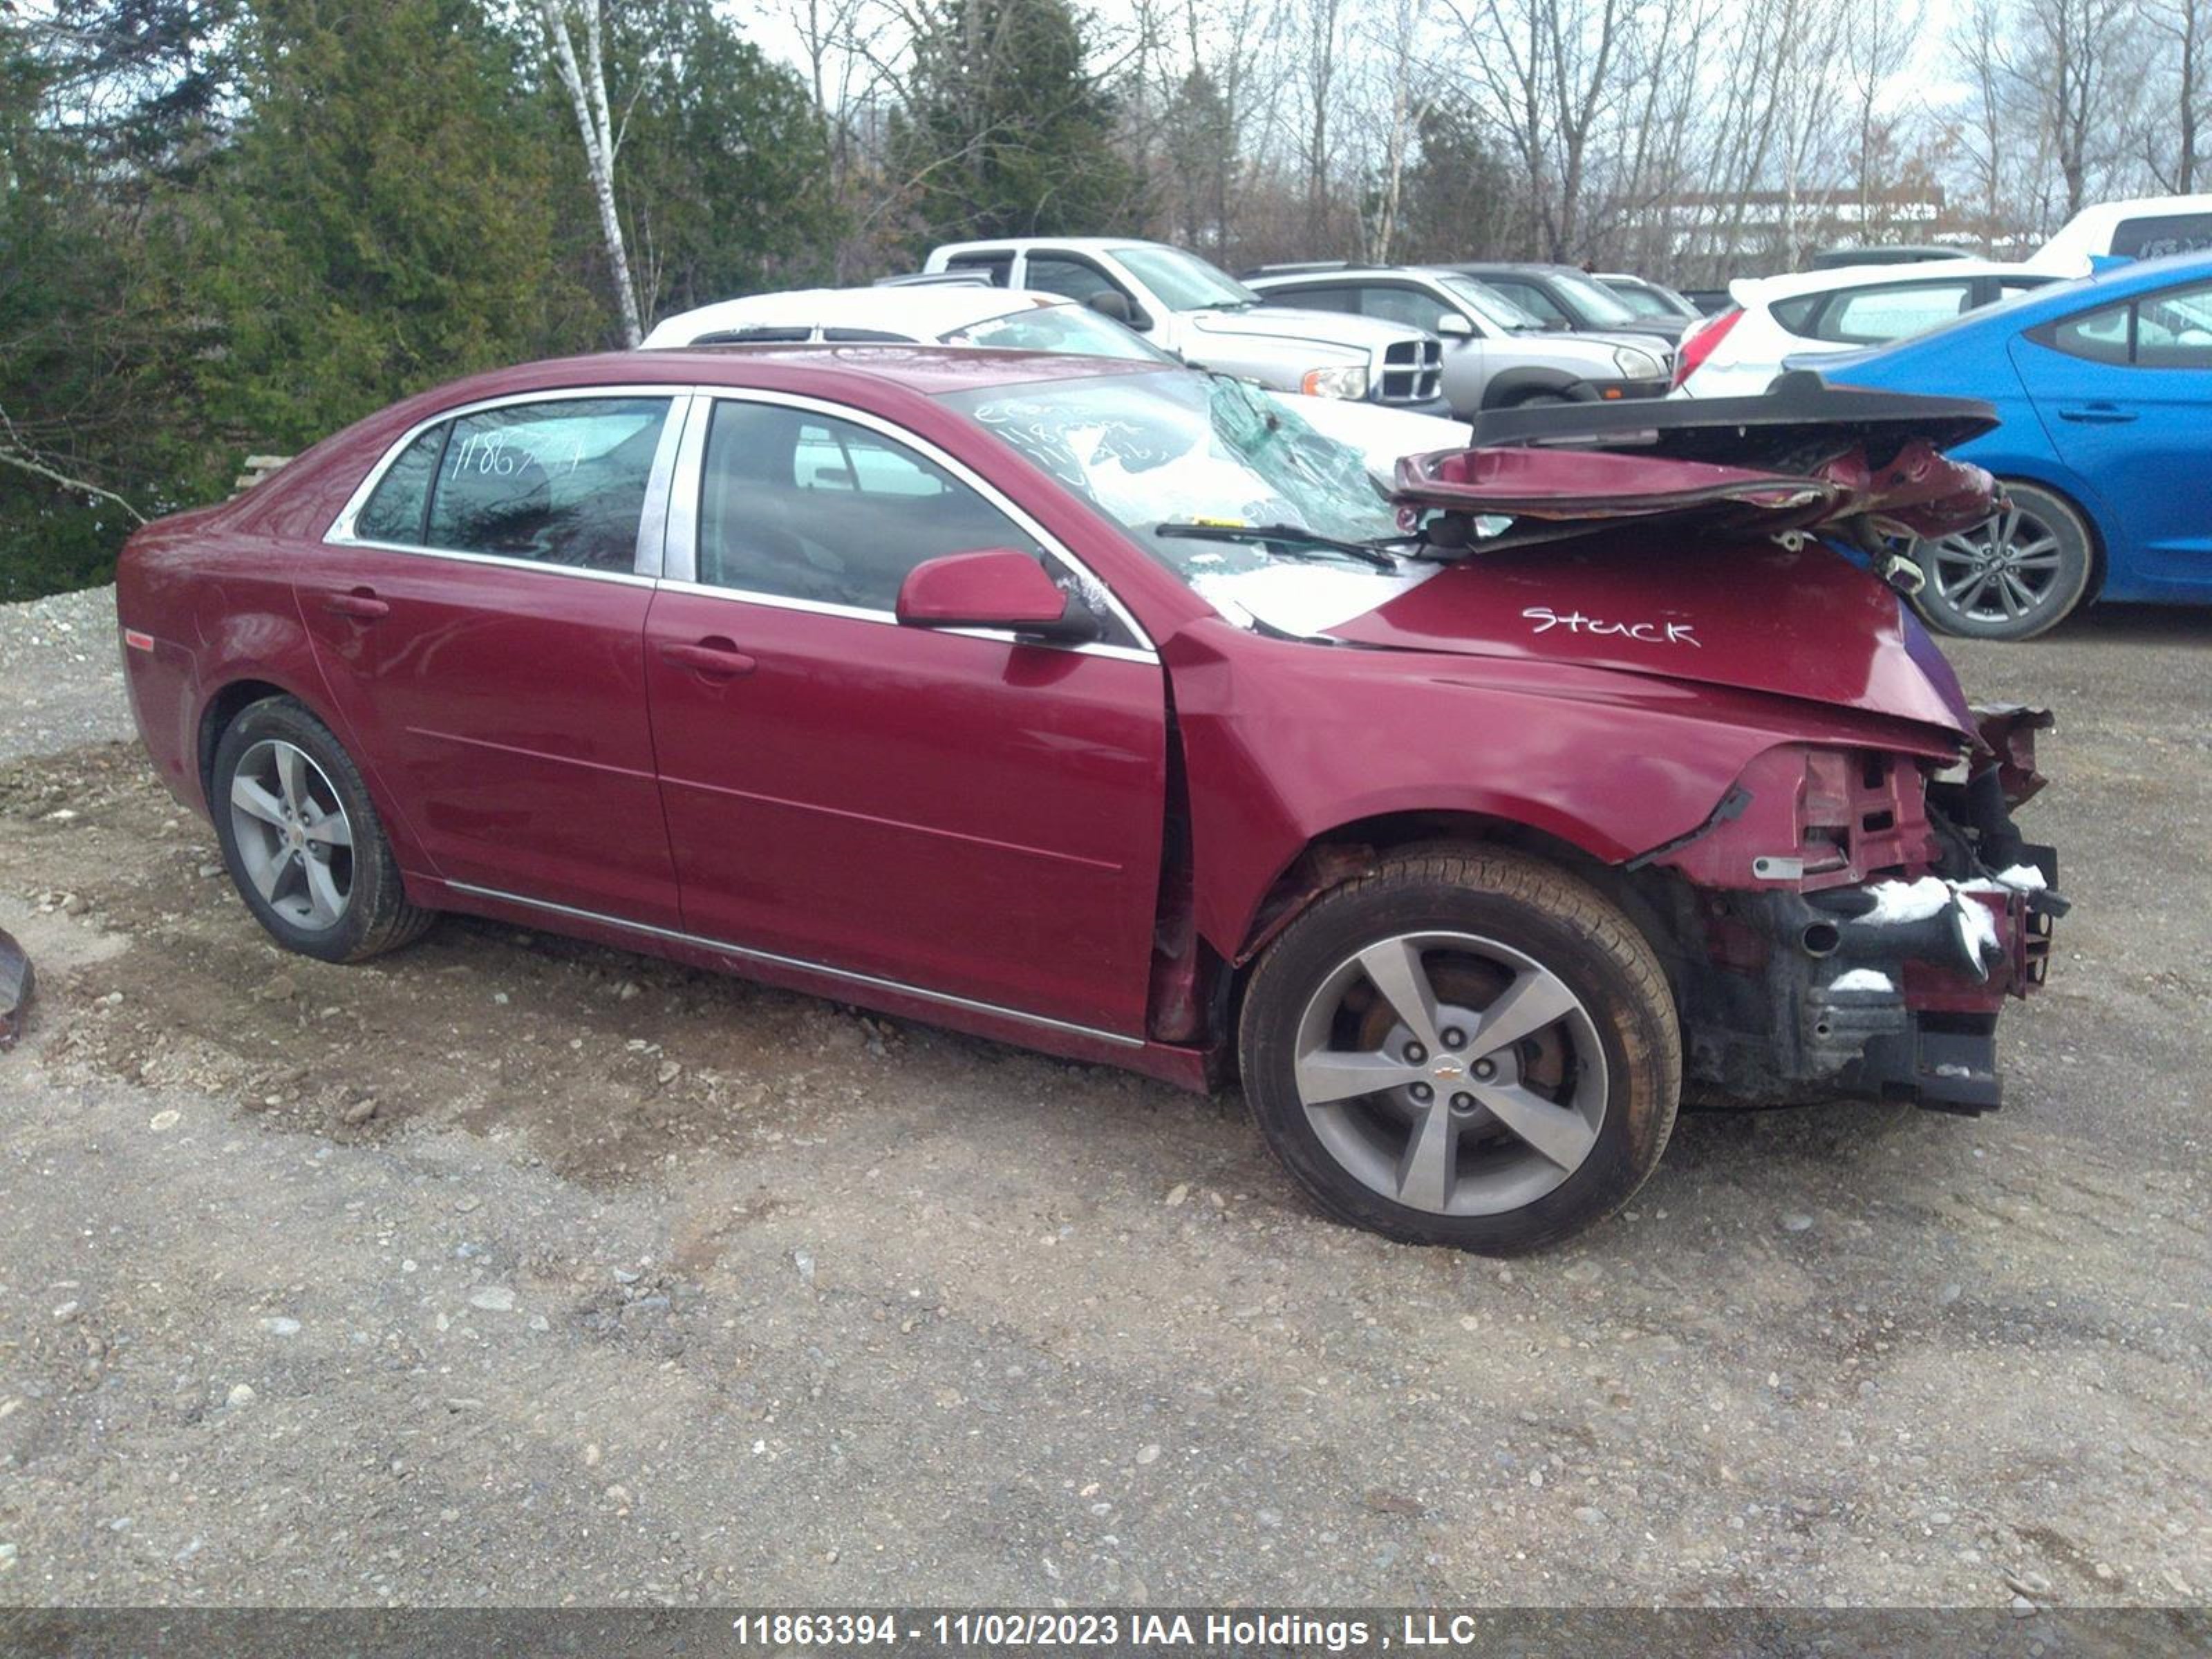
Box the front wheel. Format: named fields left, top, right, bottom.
left=1237, top=847, right=1679, bottom=1254
left=1907, top=481, right=2094, bottom=640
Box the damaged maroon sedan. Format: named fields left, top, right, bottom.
left=115, top=350, right=2059, bottom=1252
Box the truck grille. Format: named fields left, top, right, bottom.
left=1378, top=339, right=1443, bottom=406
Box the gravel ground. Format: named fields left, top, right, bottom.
left=0, top=589, right=2206, bottom=1613
left=0, top=584, right=133, bottom=765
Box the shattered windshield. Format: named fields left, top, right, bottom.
left=940, top=371, right=1405, bottom=581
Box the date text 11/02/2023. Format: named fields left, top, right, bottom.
left=728, top=1612, right=1530, bottom=1649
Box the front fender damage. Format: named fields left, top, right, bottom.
left=1634, top=706, right=2063, bottom=1113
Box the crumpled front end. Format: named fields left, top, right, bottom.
left=1637, top=707, right=2061, bottom=1114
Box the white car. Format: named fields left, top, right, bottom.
left=2026, top=194, right=2212, bottom=276
left=1672, top=260, right=2056, bottom=398
left=644, top=286, right=1470, bottom=480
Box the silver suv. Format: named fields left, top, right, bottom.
left=921, top=238, right=1447, bottom=413
left=1244, top=264, right=1672, bottom=417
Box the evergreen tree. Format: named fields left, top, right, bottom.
left=603, top=0, right=840, bottom=321
left=893, top=0, right=1138, bottom=247
left=193, top=0, right=597, bottom=448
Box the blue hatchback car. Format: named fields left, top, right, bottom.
left=1815, top=250, right=2212, bottom=638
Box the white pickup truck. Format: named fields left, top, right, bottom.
left=922, top=237, right=1447, bottom=415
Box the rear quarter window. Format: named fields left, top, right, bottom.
left=2112, top=214, right=2212, bottom=260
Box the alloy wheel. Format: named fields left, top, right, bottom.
left=227, top=738, right=355, bottom=932
left=1291, top=930, right=1608, bottom=1217
left=1918, top=498, right=2070, bottom=628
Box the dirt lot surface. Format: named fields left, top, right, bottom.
left=0, top=590, right=2206, bottom=1612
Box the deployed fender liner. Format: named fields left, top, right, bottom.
left=0, top=927, right=32, bottom=1051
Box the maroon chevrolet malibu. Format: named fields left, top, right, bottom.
left=115, top=348, right=2060, bottom=1252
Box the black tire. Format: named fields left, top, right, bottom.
left=210, top=695, right=434, bottom=964
left=1503, top=389, right=1577, bottom=408
left=1237, top=846, right=1679, bottom=1254
left=1907, top=480, right=2095, bottom=641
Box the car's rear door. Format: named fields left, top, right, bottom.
left=308, top=388, right=688, bottom=926
left=641, top=390, right=1168, bottom=1037
left=2010, top=276, right=2212, bottom=590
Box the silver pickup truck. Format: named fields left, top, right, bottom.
left=921, top=238, right=1447, bottom=415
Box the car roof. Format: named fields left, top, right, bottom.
left=1247, top=265, right=1438, bottom=283
left=1449, top=261, right=1583, bottom=276
left=648, top=285, right=1071, bottom=344
left=1734, top=258, right=2044, bottom=303
left=388, top=346, right=1163, bottom=424
left=934, top=236, right=1172, bottom=257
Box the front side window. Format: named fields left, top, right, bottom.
left=413, top=397, right=671, bottom=571
left=1024, top=256, right=1123, bottom=307
left=695, top=401, right=1049, bottom=613
left=1358, top=285, right=1452, bottom=334
left=1488, top=279, right=1568, bottom=326
left=1819, top=281, right=1974, bottom=344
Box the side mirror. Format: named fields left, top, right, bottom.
left=1434, top=312, right=1474, bottom=339
left=896, top=549, right=1102, bottom=644
left=1086, top=291, right=1152, bottom=330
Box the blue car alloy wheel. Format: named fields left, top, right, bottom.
left=1908, top=480, right=2097, bottom=641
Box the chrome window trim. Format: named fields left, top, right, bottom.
left=668, top=384, right=1158, bottom=660
left=305, top=538, right=663, bottom=589
left=650, top=575, right=1157, bottom=664
left=325, top=384, right=693, bottom=581
left=444, top=879, right=1144, bottom=1048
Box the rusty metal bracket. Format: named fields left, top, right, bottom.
left=0, top=928, right=32, bottom=1051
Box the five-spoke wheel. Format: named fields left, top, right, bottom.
left=212, top=696, right=433, bottom=963
left=1240, top=847, right=1678, bottom=1253
left=227, top=738, right=355, bottom=932
left=1908, top=480, right=2094, bottom=641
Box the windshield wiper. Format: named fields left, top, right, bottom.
left=1155, top=521, right=1405, bottom=571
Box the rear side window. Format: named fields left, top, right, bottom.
left=424, top=397, right=671, bottom=571
left=2047, top=302, right=2132, bottom=364
left=1769, top=294, right=1824, bottom=335
left=2133, top=281, right=2212, bottom=366
left=355, top=427, right=444, bottom=544
left=2112, top=213, right=2212, bottom=260
left=1265, top=284, right=1358, bottom=313
left=1817, top=279, right=1974, bottom=344
left=946, top=252, right=1014, bottom=286
left=2044, top=282, right=2212, bottom=367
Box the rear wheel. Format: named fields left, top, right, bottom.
left=1907, top=480, right=2094, bottom=641
left=212, top=697, right=433, bottom=963
left=1237, top=847, right=1679, bottom=1253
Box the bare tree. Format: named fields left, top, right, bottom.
left=2144, top=0, right=2211, bottom=191
left=536, top=0, right=645, bottom=346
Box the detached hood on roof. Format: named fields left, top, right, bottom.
left=1190, top=375, right=1997, bottom=738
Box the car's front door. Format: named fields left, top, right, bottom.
left=641, top=392, right=1169, bottom=1036
left=308, top=390, right=686, bottom=926
left=2011, top=278, right=2212, bottom=589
